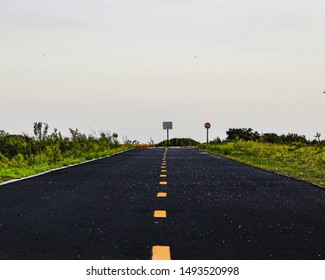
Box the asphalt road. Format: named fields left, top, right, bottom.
left=0, top=147, right=324, bottom=260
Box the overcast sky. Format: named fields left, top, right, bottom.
left=1, top=0, right=324, bottom=143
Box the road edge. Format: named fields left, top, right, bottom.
left=198, top=148, right=325, bottom=190
left=0, top=148, right=135, bottom=186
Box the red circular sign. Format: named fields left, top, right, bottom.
left=205, top=122, right=211, bottom=129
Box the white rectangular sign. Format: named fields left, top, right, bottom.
left=163, top=122, right=173, bottom=130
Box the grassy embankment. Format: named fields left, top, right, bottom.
left=0, top=123, right=136, bottom=183
left=199, top=141, right=325, bottom=187
left=0, top=145, right=131, bottom=183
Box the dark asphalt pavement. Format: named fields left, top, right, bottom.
left=0, top=148, right=324, bottom=260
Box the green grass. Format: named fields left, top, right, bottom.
left=0, top=146, right=131, bottom=183
left=199, top=141, right=325, bottom=187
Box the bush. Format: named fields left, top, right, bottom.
left=157, top=138, right=200, bottom=146
left=0, top=152, right=9, bottom=166
left=45, top=145, right=63, bottom=164
left=10, top=153, right=26, bottom=168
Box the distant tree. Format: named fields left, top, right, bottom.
left=48, top=128, right=63, bottom=144
left=158, top=138, right=200, bottom=146
left=112, top=133, right=118, bottom=143
left=282, top=133, right=308, bottom=144
left=314, top=132, right=321, bottom=142
left=210, top=137, right=222, bottom=144
left=0, top=130, right=8, bottom=137
left=99, top=131, right=119, bottom=145
left=33, top=122, right=49, bottom=142
left=226, top=128, right=260, bottom=141
left=260, top=133, right=281, bottom=143
left=69, top=128, right=87, bottom=148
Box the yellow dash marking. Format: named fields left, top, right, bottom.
left=160, top=174, right=166, bottom=178
left=159, top=181, right=167, bottom=185
left=154, top=210, right=167, bottom=218
left=161, top=166, right=166, bottom=169
left=161, top=170, right=167, bottom=173
left=157, top=192, right=167, bottom=197
left=152, top=246, right=171, bottom=260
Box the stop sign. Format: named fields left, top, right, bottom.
left=204, top=122, right=211, bottom=129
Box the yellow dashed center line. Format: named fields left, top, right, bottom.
left=151, top=148, right=171, bottom=260
left=152, top=246, right=171, bottom=260
left=157, top=192, right=167, bottom=197
left=154, top=210, right=167, bottom=218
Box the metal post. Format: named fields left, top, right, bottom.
left=167, top=129, right=169, bottom=146
left=163, top=121, right=172, bottom=146
left=206, top=128, right=209, bottom=144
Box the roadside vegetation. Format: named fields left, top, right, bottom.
left=1, top=124, right=324, bottom=187
left=157, top=138, right=200, bottom=147
left=0, top=122, right=131, bottom=182
left=199, top=128, right=325, bottom=187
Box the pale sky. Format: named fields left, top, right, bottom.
left=1, top=0, right=324, bottom=143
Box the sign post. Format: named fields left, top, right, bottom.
left=163, top=122, right=173, bottom=146
left=204, top=122, right=211, bottom=144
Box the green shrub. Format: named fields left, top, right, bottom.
left=45, top=145, right=63, bottom=164
left=0, top=152, right=9, bottom=166
left=10, top=153, right=26, bottom=168
left=200, top=142, right=325, bottom=186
